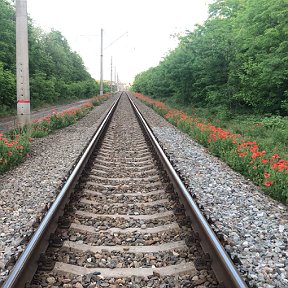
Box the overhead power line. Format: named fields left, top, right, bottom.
left=104, top=31, right=128, bottom=50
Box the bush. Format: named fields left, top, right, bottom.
left=0, top=132, right=31, bottom=173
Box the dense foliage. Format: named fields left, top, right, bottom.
left=0, top=0, right=101, bottom=114
left=132, top=0, right=288, bottom=115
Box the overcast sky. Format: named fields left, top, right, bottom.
left=27, top=0, right=212, bottom=83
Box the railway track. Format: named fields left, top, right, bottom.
left=3, top=92, right=247, bottom=288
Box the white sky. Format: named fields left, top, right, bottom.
left=26, top=0, right=212, bottom=83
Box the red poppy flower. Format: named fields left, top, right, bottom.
left=264, top=181, right=273, bottom=187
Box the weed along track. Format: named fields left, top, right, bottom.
left=3, top=93, right=247, bottom=288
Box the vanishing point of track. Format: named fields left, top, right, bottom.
left=3, top=93, right=247, bottom=287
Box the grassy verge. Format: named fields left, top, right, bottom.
left=134, top=92, right=288, bottom=204
left=0, top=94, right=110, bottom=173
left=164, top=97, right=288, bottom=156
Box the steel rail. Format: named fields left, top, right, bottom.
left=3, top=93, right=122, bottom=288
left=128, top=93, right=248, bottom=288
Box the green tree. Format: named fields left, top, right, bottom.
left=229, top=0, right=288, bottom=113
left=0, top=0, right=98, bottom=112
left=0, top=0, right=16, bottom=71
left=0, top=62, right=16, bottom=108
left=132, top=0, right=288, bottom=115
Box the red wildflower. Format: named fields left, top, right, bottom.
left=239, top=153, right=247, bottom=157
left=271, top=153, right=281, bottom=159
left=260, top=151, right=266, bottom=157
left=252, top=152, right=260, bottom=159
left=250, top=145, right=259, bottom=153
left=264, top=181, right=273, bottom=187
left=264, top=173, right=270, bottom=178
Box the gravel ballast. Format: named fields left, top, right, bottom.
left=0, top=95, right=117, bottom=283
left=29, top=94, right=217, bottom=287
left=1, top=93, right=287, bottom=287
left=133, top=95, right=288, bottom=288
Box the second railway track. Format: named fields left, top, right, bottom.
left=3, top=92, right=247, bottom=288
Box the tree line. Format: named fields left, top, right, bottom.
left=132, top=0, right=288, bottom=116
left=0, top=0, right=108, bottom=114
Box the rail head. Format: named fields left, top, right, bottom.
left=128, top=93, right=247, bottom=288
left=3, top=93, right=122, bottom=288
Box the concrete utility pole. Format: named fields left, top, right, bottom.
left=114, top=66, right=117, bottom=92
left=16, top=0, right=30, bottom=128
left=100, top=28, right=103, bottom=96
left=110, top=57, right=113, bottom=95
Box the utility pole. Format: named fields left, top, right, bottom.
left=100, top=28, right=103, bottom=96
left=110, top=57, right=113, bottom=95
left=16, top=0, right=30, bottom=128
left=114, top=66, right=117, bottom=92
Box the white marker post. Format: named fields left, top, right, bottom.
left=16, top=0, right=30, bottom=128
